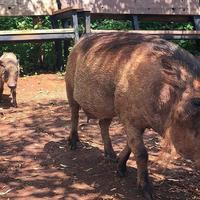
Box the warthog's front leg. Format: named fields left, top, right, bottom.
left=119, top=123, right=153, bottom=200
left=99, top=118, right=117, bottom=161
left=10, top=88, right=17, bottom=107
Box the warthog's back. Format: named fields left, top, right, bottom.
left=66, top=33, right=199, bottom=122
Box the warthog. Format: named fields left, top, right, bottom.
left=65, top=33, right=200, bottom=199
left=0, top=52, right=19, bottom=107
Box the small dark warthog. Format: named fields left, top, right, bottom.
left=0, top=52, right=19, bottom=107
left=65, top=33, right=200, bottom=199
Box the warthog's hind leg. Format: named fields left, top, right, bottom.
left=99, top=118, right=117, bottom=162
left=68, top=101, right=80, bottom=150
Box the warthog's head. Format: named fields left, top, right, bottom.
left=171, top=81, right=200, bottom=168
left=0, top=52, right=19, bottom=89
left=161, top=55, right=200, bottom=168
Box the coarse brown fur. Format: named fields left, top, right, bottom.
left=65, top=33, right=200, bottom=199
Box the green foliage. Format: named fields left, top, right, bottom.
left=0, top=16, right=199, bottom=75
left=0, top=17, right=32, bottom=30
left=140, top=21, right=194, bottom=30
left=91, top=19, right=131, bottom=30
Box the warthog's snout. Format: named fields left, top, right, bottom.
left=7, top=75, right=17, bottom=89
left=8, top=84, right=16, bottom=89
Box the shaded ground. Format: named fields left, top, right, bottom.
left=0, top=74, right=199, bottom=200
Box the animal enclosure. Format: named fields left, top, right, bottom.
left=0, top=1, right=200, bottom=199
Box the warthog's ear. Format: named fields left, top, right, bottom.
left=161, top=58, right=184, bottom=88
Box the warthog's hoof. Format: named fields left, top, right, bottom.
left=68, top=134, right=79, bottom=150
left=138, top=183, right=153, bottom=200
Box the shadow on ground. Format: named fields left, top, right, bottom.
left=0, top=94, right=13, bottom=109
left=0, top=98, right=199, bottom=200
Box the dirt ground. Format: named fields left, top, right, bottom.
left=0, top=74, right=199, bottom=200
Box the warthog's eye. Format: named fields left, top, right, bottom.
left=191, top=98, right=200, bottom=108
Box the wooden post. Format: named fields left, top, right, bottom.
left=62, top=19, right=71, bottom=67
left=193, top=16, right=200, bottom=30
left=132, top=15, right=140, bottom=30
left=72, top=12, right=79, bottom=42
left=84, top=11, right=91, bottom=34
left=33, top=16, right=45, bottom=71
left=56, top=0, right=62, bottom=9
left=50, top=16, right=64, bottom=71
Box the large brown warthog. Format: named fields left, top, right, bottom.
left=65, top=33, right=200, bottom=199
left=0, top=52, right=19, bottom=107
